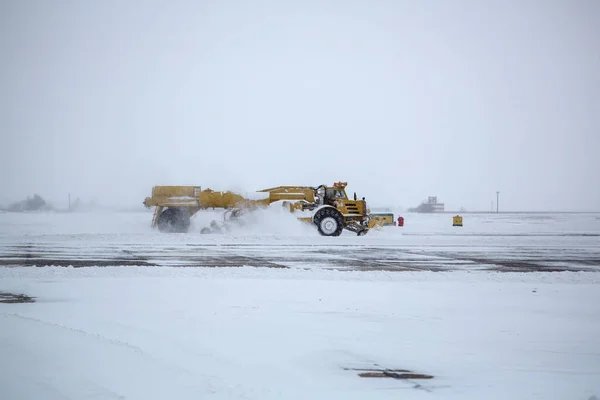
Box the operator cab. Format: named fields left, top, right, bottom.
left=326, top=188, right=347, bottom=200
left=315, top=182, right=350, bottom=206
left=323, top=183, right=348, bottom=206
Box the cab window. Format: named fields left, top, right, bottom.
left=326, top=189, right=347, bottom=200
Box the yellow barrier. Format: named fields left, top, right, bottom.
left=453, top=215, right=463, bottom=227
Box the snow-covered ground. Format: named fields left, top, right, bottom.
left=2, top=208, right=600, bottom=239
left=1, top=209, right=599, bottom=271
left=1, top=210, right=600, bottom=399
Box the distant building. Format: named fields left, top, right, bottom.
left=409, top=196, right=445, bottom=213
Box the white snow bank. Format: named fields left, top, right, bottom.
left=2, top=266, right=600, bottom=284
left=0, top=267, right=598, bottom=400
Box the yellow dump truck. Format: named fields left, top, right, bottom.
left=143, top=182, right=381, bottom=236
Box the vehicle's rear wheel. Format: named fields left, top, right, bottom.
left=157, top=207, right=191, bottom=233
left=313, top=207, right=344, bottom=236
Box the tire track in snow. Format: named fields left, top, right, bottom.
left=2, top=241, right=600, bottom=271
left=1, top=313, right=145, bottom=353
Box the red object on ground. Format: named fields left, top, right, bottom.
left=398, top=216, right=404, bottom=227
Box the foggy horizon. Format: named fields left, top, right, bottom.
left=2, top=1, right=599, bottom=212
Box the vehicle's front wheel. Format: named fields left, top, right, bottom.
left=313, top=207, right=344, bottom=236
left=157, top=207, right=191, bottom=233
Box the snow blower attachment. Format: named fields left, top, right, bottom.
left=142, top=182, right=382, bottom=236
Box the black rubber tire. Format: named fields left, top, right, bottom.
left=313, top=207, right=344, bottom=236
left=157, top=207, right=191, bottom=233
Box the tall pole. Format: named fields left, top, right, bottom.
left=496, top=191, right=499, bottom=213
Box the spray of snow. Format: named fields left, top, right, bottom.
left=189, top=204, right=318, bottom=237
left=182, top=199, right=316, bottom=237
left=235, top=205, right=318, bottom=236
left=242, top=192, right=271, bottom=201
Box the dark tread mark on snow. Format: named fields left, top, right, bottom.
left=344, top=366, right=435, bottom=392
left=344, top=367, right=433, bottom=380
left=358, top=371, right=434, bottom=380
left=0, top=292, right=35, bottom=303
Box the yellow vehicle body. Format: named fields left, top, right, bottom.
left=453, top=215, right=463, bottom=227
left=370, top=213, right=395, bottom=226
left=143, top=182, right=380, bottom=236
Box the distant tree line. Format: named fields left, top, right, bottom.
left=3, top=194, right=52, bottom=212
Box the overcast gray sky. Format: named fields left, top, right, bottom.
left=1, top=0, right=599, bottom=211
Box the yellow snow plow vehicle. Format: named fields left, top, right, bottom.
left=142, top=182, right=381, bottom=236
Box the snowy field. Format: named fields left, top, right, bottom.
left=1, top=210, right=600, bottom=399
